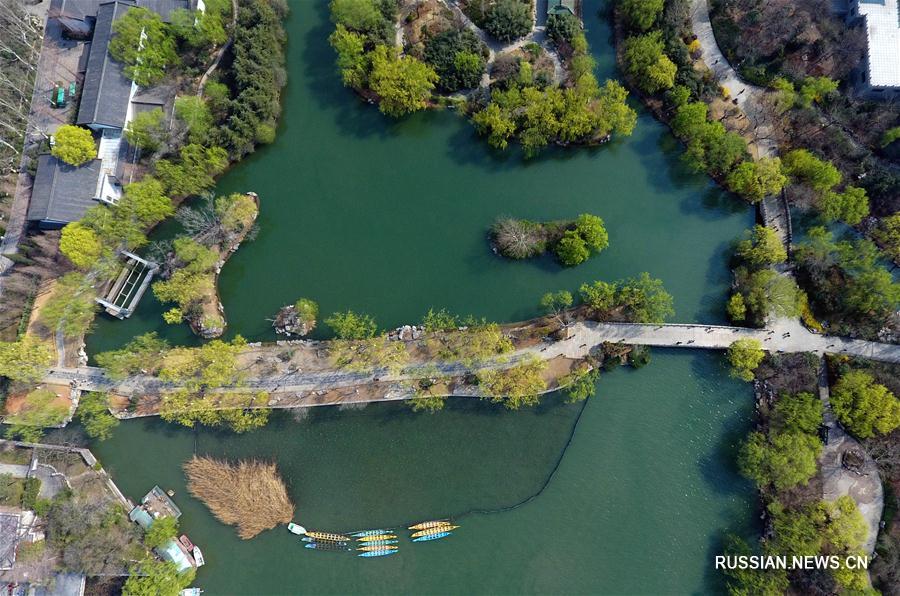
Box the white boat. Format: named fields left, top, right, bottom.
left=180, top=589, right=203, bottom=596
left=287, top=522, right=307, bottom=535
left=192, top=546, right=205, bottom=567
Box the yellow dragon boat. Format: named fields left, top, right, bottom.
left=407, top=520, right=451, bottom=531
left=304, top=531, right=350, bottom=542
left=357, top=545, right=398, bottom=552
left=410, top=525, right=459, bottom=539
left=357, top=534, right=397, bottom=542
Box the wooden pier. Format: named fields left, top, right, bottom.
left=95, top=251, right=159, bottom=319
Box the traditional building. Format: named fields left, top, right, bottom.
left=846, top=0, right=900, bottom=99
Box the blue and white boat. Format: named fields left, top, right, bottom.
left=412, top=531, right=451, bottom=542
left=352, top=529, right=390, bottom=537
left=358, top=549, right=397, bottom=558
left=305, top=542, right=351, bottom=551
left=357, top=539, right=397, bottom=546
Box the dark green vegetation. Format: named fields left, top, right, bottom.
left=481, top=0, right=532, bottom=42
left=794, top=227, right=900, bottom=339
left=490, top=213, right=608, bottom=266
left=423, top=29, right=488, bottom=93
left=724, top=353, right=872, bottom=594
left=578, top=273, right=674, bottom=324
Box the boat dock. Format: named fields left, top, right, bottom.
left=95, top=251, right=158, bottom=319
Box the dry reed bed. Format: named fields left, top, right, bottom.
left=184, top=455, right=294, bottom=539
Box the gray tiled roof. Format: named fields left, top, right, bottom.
left=75, top=1, right=134, bottom=129
left=137, top=0, right=190, bottom=22
left=50, top=0, right=103, bottom=20
left=27, top=155, right=102, bottom=224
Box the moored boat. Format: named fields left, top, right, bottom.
left=356, top=539, right=397, bottom=547
left=179, top=535, right=195, bottom=550
left=351, top=529, right=390, bottom=537
left=305, top=530, right=351, bottom=542
left=305, top=541, right=352, bottom=552
left=357, top=534, right=396, bottom=542
left=410, top=525, right=459, bottom=538
left=358, top=549, right=397, bottom=558
left=357, top=544, right=398, bottom=552
left=407, top=520, right=451, bottom=531
left=287, top=523, right=306, bottom=535
left=412, top=531, right=451, bottom=542
left=192, top=546, right=205, bottom=567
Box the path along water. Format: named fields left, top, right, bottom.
left=88, top=1, right=760, bottom=593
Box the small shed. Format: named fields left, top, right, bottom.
left=26, top=155, right=103, bottom=228
left=128, top=506, right=154, bottom=529
left=157, top=539, right=193, bottom=572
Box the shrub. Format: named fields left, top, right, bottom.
left=423, top=29, right=486, bottom=92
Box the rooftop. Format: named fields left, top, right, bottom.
left=856, top=0, right=900, bottom=88
left=26, top=155, right=103, bottom=225
left=0, top=513, right=20, bottom=571
left=75, top=1, right=135, bottom=129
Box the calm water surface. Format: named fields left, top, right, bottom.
left=89, top=1, right=756, bottom=593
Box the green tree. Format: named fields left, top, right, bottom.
left=726, top=338, right=764, bottom=382
left=4, top=389, right=70, bottom=442
left=484, top=0, right=532, bottom=42
left=770, top=77, right=797, bottom=113
left=560, top=366, right=599, bottom=402
left=294, top=298, right=318, bottom=327
left=368, top=45, right=438, bottom=117
left=881, top=126, right=900, bottom=148
left=154, top=144, right=228, bottom=197
left=143, top=516, right=178, bottom=549
left=158, top=336, right=247, bottom=392
left=736, top=225, right=787, bottom=268
left=622, top=31, right=676, bottom=93
left=873, top=214, right=900, bottom=262
left=782, top=149, right=841, bottom=193
left=725, top=158, right=787, bottom=203
left=798, top=76, right=838, bottom=107
left=330, top=0, right=383, bottom=31
left=325, top=310, right=377, bottom=339
left=477, top=356, right=547, bottom=409
left=573, top=213, right=608, bottom=252
left=124, top=108, right=166, bottom=151
left=51, top=125, right=95, bottom=166
left=119, top=177, right=174, bottom=228
left=75, top=392, right=119, bottom=440
left=738, top=429, right=821, bottom=490
left=620, top=0, right=664, bottom=32
left=109, top=7, right=178, bottom=86
left=0, top=337, right=53, bottom=383
left=721, top=534, right=790, bottom=595
left=726, top=293, right=746, bottom=322
left=123, top=559, right=194, bottom=596
left=60, top=222, right=104, bottom=270
left=174, top=96, right=213, bottom=144
left=329, top=25, right=369, bottom=88
left=820, top=186, right=869, bottom=225
left=471, top=102, right=517, bottom=150
left=616, top=272, right=675, bottom=323
left=554, top=229, right=590, bottom=266
left=831, top=370, right=900, bottom=438
left=539, top=290, right=574, bottom=326
left=773, top=392, right=823, bottom=434
left=734, top=268, right=802, bottom=326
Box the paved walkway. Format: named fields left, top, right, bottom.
left=39, top=320, right=900, bottom=401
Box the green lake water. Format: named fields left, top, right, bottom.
left=88, top=1, right=758, bottom=593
